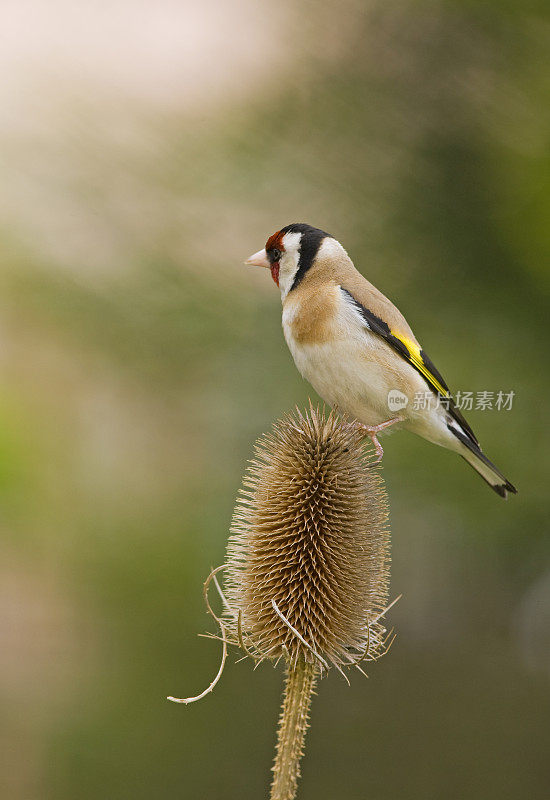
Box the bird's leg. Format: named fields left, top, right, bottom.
left=355, top=417, right=401, bottom=463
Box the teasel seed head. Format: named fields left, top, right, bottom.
left=223, top=405, right=392, bottom=674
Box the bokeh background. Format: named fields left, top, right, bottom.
left=1, top=1, right=549, bottom=798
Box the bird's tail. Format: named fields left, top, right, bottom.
left=447, top=420, right=517, bottom=499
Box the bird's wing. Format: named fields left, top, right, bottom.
left=340, top=287, right=479, bottom=447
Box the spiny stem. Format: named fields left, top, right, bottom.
left=270, top=659, right=317, bottom=800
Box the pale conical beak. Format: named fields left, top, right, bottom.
left=245, top=248, right=270, bottom=269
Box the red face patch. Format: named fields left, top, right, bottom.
left=265, top=230, right=284, bottom=287
left=265, top=230, right=284, bottom=252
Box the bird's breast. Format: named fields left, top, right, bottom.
left=280, top=273, right=463, bottom=446
left=282, top=289, right=401, bottom=423
left=282, top=284, right=341, bottom=346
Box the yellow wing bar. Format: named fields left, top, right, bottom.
left=340, top=287, right=451, bottom=399
left=390, top=331, right=450, bottom=397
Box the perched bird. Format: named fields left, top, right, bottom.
left=245, top=223, right=516, bottom=498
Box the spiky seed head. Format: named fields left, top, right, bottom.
left=223, top=406, right=392, bottom=673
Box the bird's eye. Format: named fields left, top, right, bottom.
left=269, top=248, right=282, bottom=262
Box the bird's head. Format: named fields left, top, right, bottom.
left=245, top=223, right=332, bottom=299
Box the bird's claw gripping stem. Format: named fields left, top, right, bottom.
left=355, top=417, right=401, bottom=463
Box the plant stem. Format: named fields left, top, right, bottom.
left=270, top=659, right=317, bottom=800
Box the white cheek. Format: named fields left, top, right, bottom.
left=278, top=256, right=298, bottom=300
left=278, top=231, right=302, bottom=301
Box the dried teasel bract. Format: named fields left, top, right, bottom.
left=167, top=406, right=398, bottom=800
left=222, top=405, right=394, bottom=677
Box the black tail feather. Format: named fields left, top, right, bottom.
left=448, top=422, right=517, bottom=498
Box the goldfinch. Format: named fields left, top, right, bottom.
left=245, top=223, right=517, bottom=498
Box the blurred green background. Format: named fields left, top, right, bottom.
left=1, top=1, right=549, bottom=798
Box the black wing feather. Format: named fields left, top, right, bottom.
left=341, top=287, right=479, bottom=447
